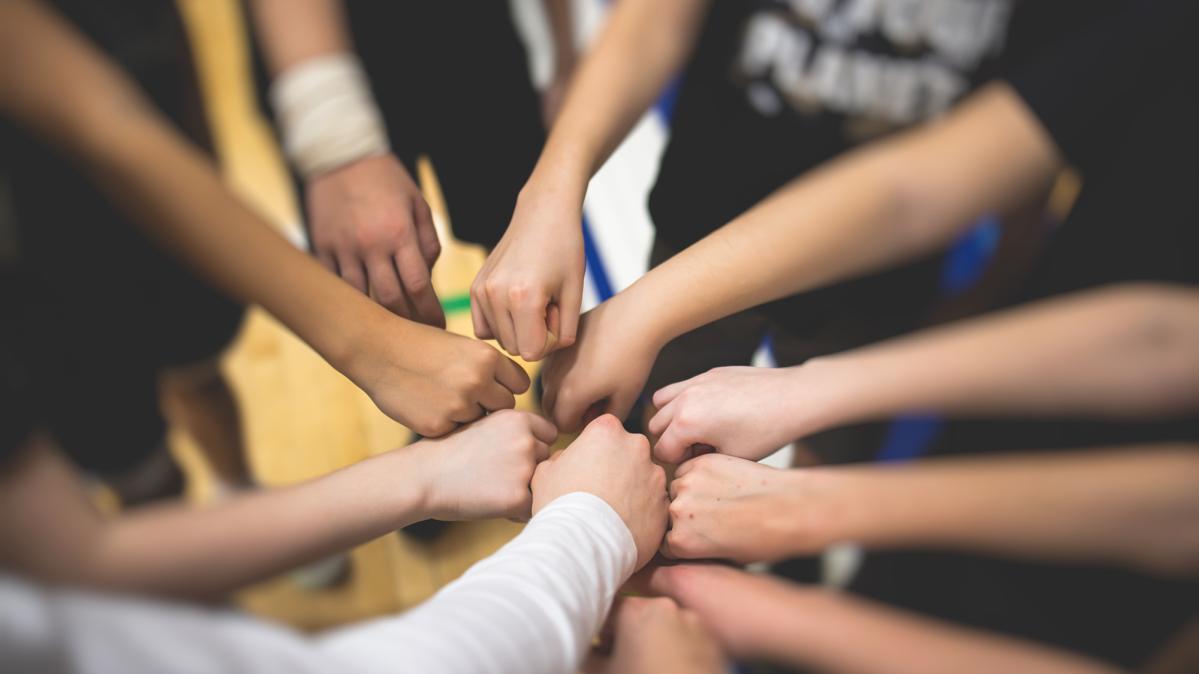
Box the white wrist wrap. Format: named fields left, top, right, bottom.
left=269, top=53, right=390, bottom=179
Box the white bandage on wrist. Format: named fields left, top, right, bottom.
left=269, top=53, right=390, bottom=179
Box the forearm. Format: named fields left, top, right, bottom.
left=319, top=493, right=637, bottom=674
left=807, top=447, right=1199, bottom=575
left=616, top=84, right=1060, bottom=351
left=0, top=438, right=427, bottom=598
left=84, top=451, right=426, bottom=598
left=247, top=0, right=353, bottom=74
left=527, top=0, right=707, bottom=190
left=0, top=0, right=402, bottom=376
left=798, top=284, right=1199, bottom=434
left=758, top=587, right=1121, bottom=674
left=541, top=0, right=576, bottom=77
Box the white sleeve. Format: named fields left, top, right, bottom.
left=318, top=491, right=638, bottom=674
left=0, top=492, right=635, bottom=674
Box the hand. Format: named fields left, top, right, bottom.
left=606, top=596, right=728, bottom=674
left=541, top=297, right=662, bottom=432
left=308, top=154, right=445, bottom=327
left=471, top=179, right=586, bottom=361
left=532, top=414, right=668, bottom=568
left=346, top=316, right=531, bottom=436
left=664, top=454, right=828, bottom=563
left=649, top=362, right=843, bottom=463
left=412, top=410, right=558, bottom=520
left=646, top=563, right=806, bottom=660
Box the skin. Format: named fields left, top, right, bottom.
left=663, top=447, right=1199, bottom=576
left=0, top=411, right=556, bottom=600
left=604, top=596, right=728, bottom=674
left=249, top=0, right=444, bottom=326
left=0, top=0, right=527, bottom=436
left=648, top=284, right=1199, bottom=463
left=645, top=563, right=1123, bottom=674
left=252, top=0, right=577, bottom=327
left=532, top=415, right=669, bottom=569
left=538, top=80, right=1059, bottom=431
left=472, top=0, right=711, bottom=362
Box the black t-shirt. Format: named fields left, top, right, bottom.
left=851, top=1, right=1199, bottom=667
left=0, top=274, right=33, bottom=469
left=650, top=0, right=1016, bottom=252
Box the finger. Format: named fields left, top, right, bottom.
left=656, top=424, right=697, bottom=465
left=540, top=378, right=558, bottom=419
left=528, top=414, right=559, bottom=445
left=659, top=532, right=679, bottom=560
left=449, top=403, right=486, bottom=426
left=479, top=382, right=517, bottom=412
left=336, top=252, right=369, bottom=294
left=646, top=398, right=678, bottom=439
left=366, top=256, right=412, bottom=318
left=546, top=304, right=561, bottom=351
left=604, top=388, right=640, bottom=428
left=395, top=247, right=445, bottom=328
left=493, top=353, right=532, bottom=394
left=511, top=288, right=551, bottom=362
left=413, top=198, right=442, bottom=267
left=551, top=389, right=591, bottom=433
left=557, top=279, right=583, bottom=349
left=653, top=374, right=703, bottom=409
left=471, top=287, right=496, bottom=340
left=316, top=250, right=339, bottom=275
left=673, top=454, right=706, bottom=479
left=532, top=440, right=551, bottom=462
left=492, top=303, right=520, bottom=358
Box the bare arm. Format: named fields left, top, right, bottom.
left=650, top=564, right=1123, bottom=674
left=472, top=0, right=710, bottom=361
left=0, top=0, right=527, bottom=436
left=650, top=284, right=1199, bottom=462
left=0, top=434, right=423, bottom=599
left=247, top=0, right=352, bottom=74
left=541, top=83, right=1064, bottom=430
left=538, top=0, right=577, bottom=124
left=248, top=0, right=447, bottom=327
left=665, top=447, right=1199, bottom=576
left=0, top=411, right=554, bottom=599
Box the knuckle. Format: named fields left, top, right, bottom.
left=402, top=271, right=430, bottom=294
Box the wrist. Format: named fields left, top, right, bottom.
left=780, top=357, right=858, bottom=438
left=604, top=286, right=675, bottom=353
left=334, top=304, right=420, bottom=390
left=773, top=469, right=863, bottom=555
left=336, top=448, right=431, bottom=530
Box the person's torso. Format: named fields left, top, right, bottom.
left=651, top=0, right=1015, bottom=247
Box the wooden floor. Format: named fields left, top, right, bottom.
left=174, top=0, right=539, bottom=630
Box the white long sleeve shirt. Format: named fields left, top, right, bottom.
left=0, top=492, right=636, bottom=674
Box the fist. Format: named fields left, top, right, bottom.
left=650, top=366, right=814, bottom=464
left=664, top=454, right=815, bottom=563
left=607, top=596, right=727, bottom=674
left=532, top=414, right=668, bottom=568
left=416, top=410, right=558, bottom=520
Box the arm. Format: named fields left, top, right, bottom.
left=664, top=447, right=1199, bottom=576
left=6, top=493, right=635, bottom=674
left=0, top=0, right=527, bottom=436
left=472, top=0, right=710, bottom=361
left=542, top=82, right=1062, bottom=430
left=0, top=411, right=555, bottom=599
left=539, top=0, right=578, bottom=125
left=650, top=283, right=1199, bottom=462
left=248, top=0, right=444, bottom=326
left=6, top=417, right=665, bottom=674
left=648, top=564, right=1123, bottom=674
